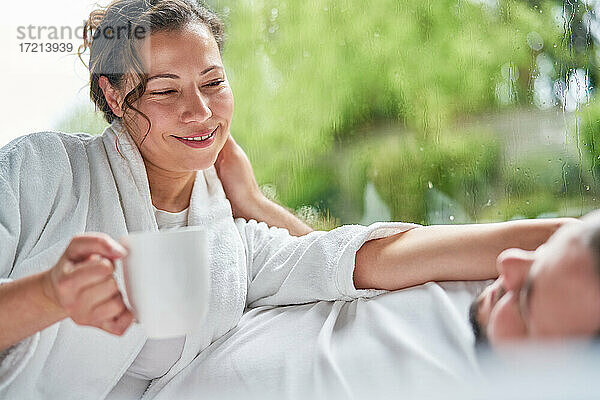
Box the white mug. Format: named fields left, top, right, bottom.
left=120, top=228, right=210, bottom=338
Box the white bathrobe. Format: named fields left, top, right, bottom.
left=0, top=120, right=416, bottom=399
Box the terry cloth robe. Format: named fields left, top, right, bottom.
left=0, top=119, right=417, bottom=399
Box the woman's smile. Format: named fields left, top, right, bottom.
left=171, top=127, right=218, bottom=148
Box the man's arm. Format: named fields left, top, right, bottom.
left=214, top=134, right=313, bottom=236
left=354, top=218, right=574, bottom=290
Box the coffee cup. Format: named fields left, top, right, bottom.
left=119, top=227, right=210, bottom=338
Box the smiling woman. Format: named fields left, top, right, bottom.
left=0, top=0, right=592, bottom=399
left=79, top=0, right=233, bottom=212
left=100, top=26, right=234, bottom=211
left=116, top=27, right=232, bottom=170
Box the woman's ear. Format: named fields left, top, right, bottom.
left=98, top=76, right=124, bottom=118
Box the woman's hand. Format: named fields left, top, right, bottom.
left=214, top=134, right=264, bottom=219
left=214, top=134, right=313, bottom=235
left=42, top=233, right=134, bottom=336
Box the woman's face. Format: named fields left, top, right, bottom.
left=122, top=23, right=233, bottom=172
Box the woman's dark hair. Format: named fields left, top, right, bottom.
left=78, top=0, right=225, bottom=143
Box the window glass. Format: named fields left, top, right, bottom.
left=14, top=0, right=598, bottom=229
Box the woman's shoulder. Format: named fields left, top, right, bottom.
left=0, top=130, right=102, bottom=181
left=1, top=130, right=96, bottom=153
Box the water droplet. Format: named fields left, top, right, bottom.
left=586, top=185, right=591, bottom=191
left=449, top=215, right=455, bottom=221
left=526, top=32, right=543, bottom=51
left=428, top=181, right=433, bottom=189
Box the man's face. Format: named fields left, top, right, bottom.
left=472, top=223, right=600, bottom=345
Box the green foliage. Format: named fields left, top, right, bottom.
left=486, top=191, right=561, bottom=220
left=487, top=153, right=595, bottom=219
left=503, top=154, right=587, bottom=198
left=216, top=0, right=575, bottom=215
left=580, top=100, right=600, bottom=179
left=369, top=130, right=501, bottom=224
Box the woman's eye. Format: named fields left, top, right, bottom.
left=149, top=90, right=176, bottom=95
left=204, top=80, right=225, bottom=88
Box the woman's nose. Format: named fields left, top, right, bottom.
left=496, top=248, right=535, bottom=291
left=180, top=89, right=212, bottom=123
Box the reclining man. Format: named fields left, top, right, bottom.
left=469, top=211, right=600, bottom=345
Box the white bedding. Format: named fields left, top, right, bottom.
left=151, top=281, right=488, bottom=400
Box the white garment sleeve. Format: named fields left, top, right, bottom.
left=0, top=172, right=40, bottom=390
left=0, top=173, right=19, bottom=280
left=235, top=218, right=420, bottom=308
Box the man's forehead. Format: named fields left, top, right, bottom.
left=536, top=224, right=588, bottom=269
left=546, top=220, right=586, bottom=247
left=527, top=225, right=600, bottom=333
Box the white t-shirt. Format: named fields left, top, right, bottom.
left=107, top=206, right=189, bottom=399
left=153, top=206, right=189, bottom=231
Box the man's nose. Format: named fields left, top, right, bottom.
left=496, top=248, right=534, bottom=291
left=180, top=89, right=212, bottom=123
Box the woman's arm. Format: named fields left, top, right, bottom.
left=354, top=218, right=573, bottom=290
left=214, top=135, right=313, bottom=236
left=0, top=272, right=65, bottom=351
left=0, top=234, right=133, bottom=352
left=245, top=195, right=314, bottom=236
